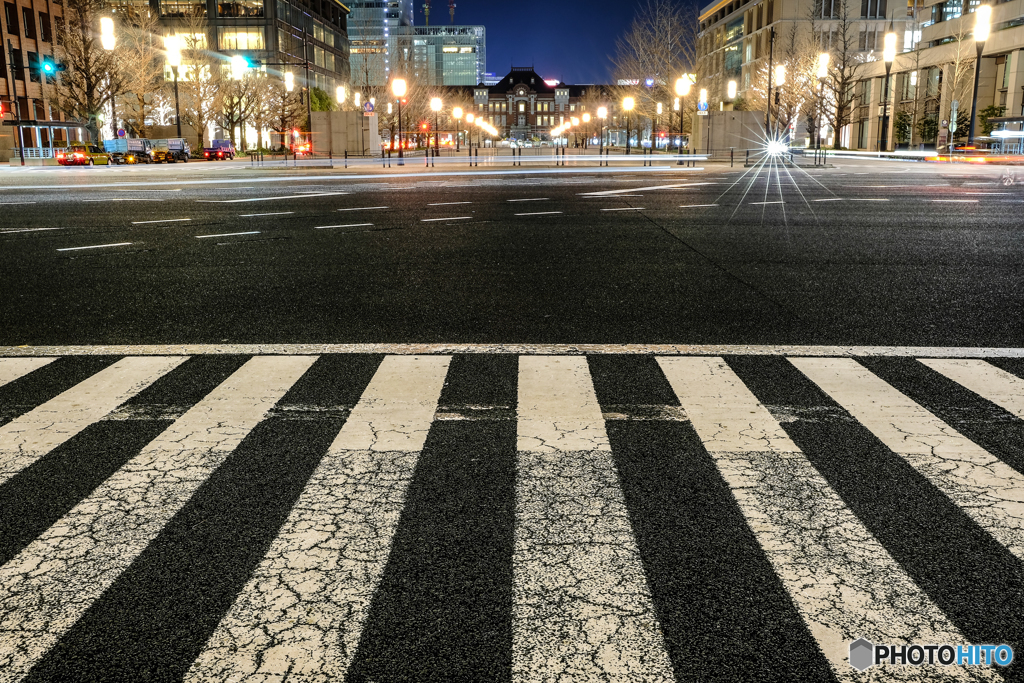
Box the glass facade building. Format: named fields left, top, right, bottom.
left=393, top=25, right=485, bottom=86
left=348, top=0, right=412, bottom=88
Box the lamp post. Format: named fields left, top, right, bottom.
left=597, top=106, right=607, bottom=158
left=164, top=35, right=182, bottom=138
left=100, top=17, right=116, bottom=140
left=453, top=106, right=462, bottom=151
left=880, top=22, right=897, bottom=152
left=817, top=52, right=829, bottom=149
left=773, top=64, right=786, bottom=141
left=676, top=75, right=691, bottom=163
left=968, top=4, right=992, bottom=144
left=392, top=78, right=406, bottom=165
left=623, top=96, right=634, bottom=154
left=699, top=88, right=709, bottom=153
left=430, top=97, right=442, bottom=153
left=336, top=85, right=345, bottom=107
left=582, top=112, right=591, bottom=149
left=466, top=112, right=474, bottom=154
left=656, top=102, right=662, bottom=149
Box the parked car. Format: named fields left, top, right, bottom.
left=57, top=144, right=112, bottom=166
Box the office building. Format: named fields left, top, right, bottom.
left=393, top=24, right=484, bottom=85
left=348, top=0, right=411, bottom=88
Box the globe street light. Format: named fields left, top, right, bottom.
left=453, top=106, right=463, bottom=151
left=881, top=22, right=897, bottom=151
left=430, top=97, right=442, bottom=153
left=968, top=5, right=992, bottom=144
left=336, top=85, right=344, bottom=105
left=623, top=96, right=635, bottom=154
left=675, top=75, right=692, bottom=161
left=392, top=78, right=406, bottom=164
left=727, top=80, right=737, bottom=100
left=100, top=17, right=116, bottom=50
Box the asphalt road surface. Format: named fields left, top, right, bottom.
left=1, top=156, right=1023, bottom=683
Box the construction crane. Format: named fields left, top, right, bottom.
left=449, top=0, right=455, bottom=24
left=423, top=0, right=430, bottom=25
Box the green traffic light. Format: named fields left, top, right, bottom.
left=43, top=62, right=54, bottom=73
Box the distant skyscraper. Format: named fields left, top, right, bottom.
left=394, top=25, right=486, bottom=86
left=348, top=0, right=413, bottom=88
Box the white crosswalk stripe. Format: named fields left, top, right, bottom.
left=0, top=357, right=54, bottom=389
left=658, top=357, right=996, bottom=682
left=792, top=357, right=1024, bottom=562
left=186, top=355, right=450, bottom=683
left=0, top=356, right=315, bottom=680
left=0, top=353, right=1022, bottom=681
left=0, top=356, right=187, bottom=486
left=515, top=356, right=675, bottom=683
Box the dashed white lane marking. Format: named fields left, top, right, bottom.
left=515, top=211, right=562, bottom=216
left=0, top=202, right=36, bottom=205
left=336, top=206, right=388, bottom=211
left=56, top=242, right=132, bottom=252
left=0, top=227, right=63, bottom=234
left=580, top=181, right=715, bottom=196
left=849, top=198, right=889, bottom=202
left=931, top=199, right=979, bottom=203
left=920, top=359, right=1024, bottom=419
left=507, top=197, right=550, bottom=202
left=421, top=216, right=473, bottom=222
left=749, top=201, right=783, bottom=205
left=195, top=231, right=260, bottom=239
left=132, top=218, right=192, bottom=224
left=187, top=356, right=450, bottom=682
left=199, top=192, right=349, bottom=203
left=515, top=356, right=674, bottom=683
left=0, top=356, right=186, bottom=486
left=83, top=198, right=165, bottom=202
left=0, top=356, right=316, bottom=681
left=314, top=223, right=374, bottom=229
left=0, top=357, right=54, bottom=389
left=120, top=188, right=182, bottom=192
left=427, top=201, right=472, bottom=206
left=791, top=357, right=1024, bottom=562
left=658, top=357, right=989, bottom=683
left=239, top=212, right=294, bottom=217
left=600, top=207, right=645, bottom=211
left=679, top=203, right=719, bottom=207
left=811, top=198, right=843, bottom=202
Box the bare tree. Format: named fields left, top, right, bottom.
left=175, top=8, right=223, bottom=149
left=116, top=9, right=165, bottom=138
left=268, top=80, right=304, bottom=149
left=52, top=0, right=125, bottom=143
left=821, top=0, right=866, bottom=148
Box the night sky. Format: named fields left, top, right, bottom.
left=420, top=0, right=652, bottom=85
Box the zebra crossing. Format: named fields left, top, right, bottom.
left=0, top=351, right=1022, bottom=682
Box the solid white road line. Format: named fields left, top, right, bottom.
left=2, top=344, right=1024, bottom=357
left=0, top=356, right=316, bottom=681
left=514, top=356, right=674, bottom=683
left=0, top=202, right=36, bottom=205
left=201, top=192, right=349, bottom=203
left=600, top=207, right=645, bottom=211
left=195, top=231, right=260, bottom=239
left=514, top=211, right=562, bottom=216
left=0, top=357, right=54, bottom=388
left=658, top=357, right=989, bottom=682
left=314, top=223, right=373, bottom=229
left=421, top=216, right=472, bottom=222
left=791, top=358, right=1024, bottom=562
left=427, top=201, right=472, bottom=206
left=56, top=242, right=132, bottom=252
left=132, top=218, right=192, bottom=224
left=187, top=356, right=450, bottom=682
left=336, top=206, right=388, bottom=211
left=239, top=212, right=294, bottom=217
left=507, top=197, right=550, bottom=202
left=920, top=359, right=1024, bottom=419
left=581, top=181, right=715, bottom=196
left=0, top=356, right=186, bottom=485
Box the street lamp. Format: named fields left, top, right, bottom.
left=656, top=102, right=662, bottom=148
left=582, top=112, right=591, bottom=149
left=772, top=65, right=786, bottom=140
left=597, top=106, right=607, bottom=158
left=623, top=96, right=634, bottom=154
left=968, top=4, right=992, bottom=144
left=430, top=97, right=442, bottom=153
left=392, top=78, right=406, bottom=164
left=699, top=88, right=709, bottom=154
left=164, top=35, right=182, bottom=138
left=881, top=21, right=897, bottom=152
left=453, top=106, right=463, bottom=151
left=727, top=80, right=737, bottom=100
left=676, top=75, right=691, bottom=160
left=336, top=85, right=344, bottom=105
left=285, top=72, right=295, bottom=92
left=100, top=17, right=116, bottom=50
left=466, top=112, right=475, bottom=153
left=817, top=53, right=830, bottom=149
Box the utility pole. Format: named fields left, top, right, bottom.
left=765, top=27, right=775, bottom=137
left=6, top=40, right=25, bottom=166
left=303, top=28, right=313, bottom=154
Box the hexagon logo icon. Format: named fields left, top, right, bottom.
left=849, top=638, right=874, bottom=671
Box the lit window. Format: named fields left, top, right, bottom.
left=219, top=27, right=265, bottom=50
